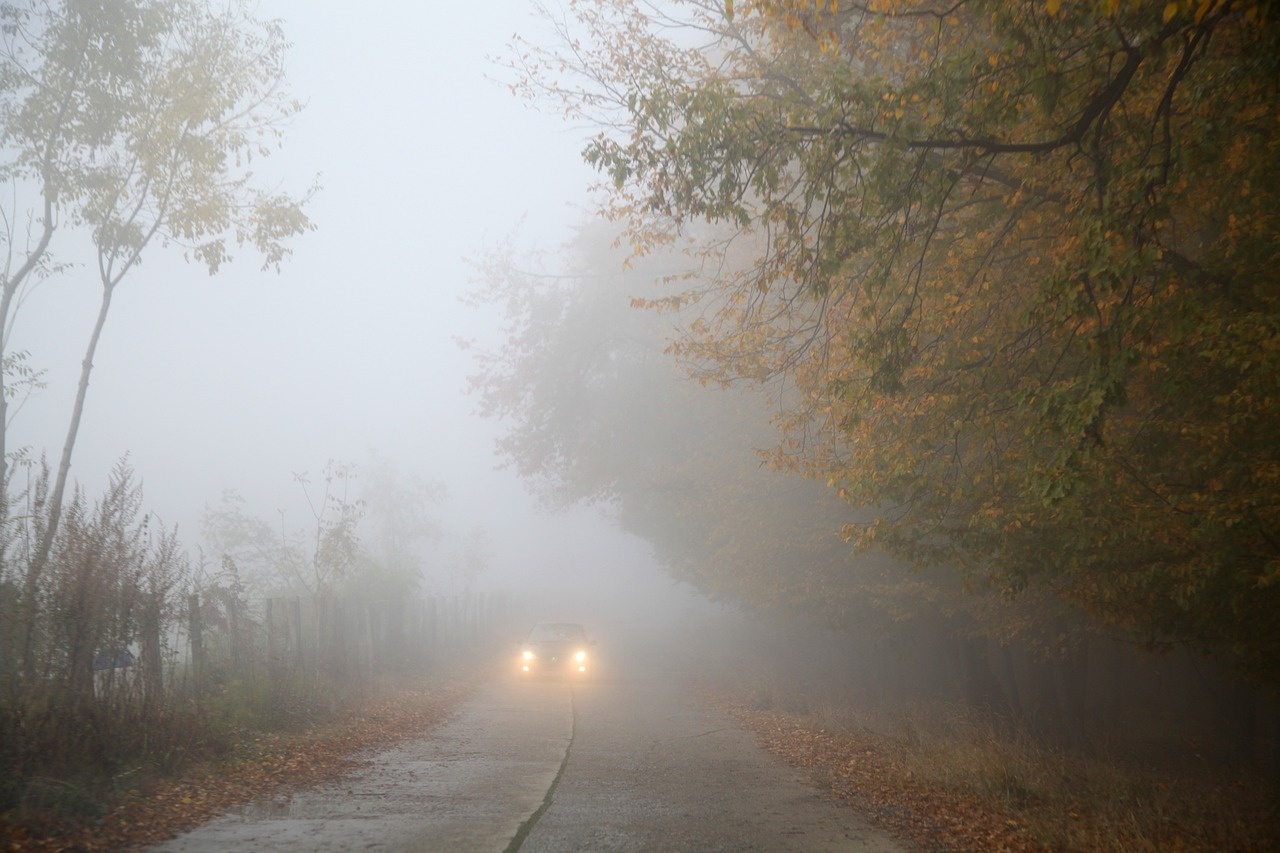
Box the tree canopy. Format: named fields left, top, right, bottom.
left=0, top=0, right=315, bottom=684
left=505, top=0, right=1280, bottom=683
left=1, top=0, right=315, bottom=486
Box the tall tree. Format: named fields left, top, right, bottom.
left=1, top=0, right=315, bottom=679
left=507, top=0, right=1280, bottom=682
left=468, top=219, right=1086, bottom=723
left=470, top=222, right=928, bottom=636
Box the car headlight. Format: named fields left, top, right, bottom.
left=574, top=650, right=587, bottom=663
left=522, top=650, right=534, bottom=661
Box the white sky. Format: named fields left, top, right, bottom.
left=5, top=0, right=700, bottom=619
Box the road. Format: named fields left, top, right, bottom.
left=151, top=670, right=907, bottom=852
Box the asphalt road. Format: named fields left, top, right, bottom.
left=150, top=671, right=907, bottom=852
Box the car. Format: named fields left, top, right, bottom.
left=518, top=622, right=594, bottom=678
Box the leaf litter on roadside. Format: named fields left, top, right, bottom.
left=1, top=679, right=474, bottom=852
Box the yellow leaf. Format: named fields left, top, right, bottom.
left=1163, top=2, right=1179, bottom=21
left=1046, top=0, right=1061, bottom=14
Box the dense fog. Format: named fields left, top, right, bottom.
left=2, top=1, right=1277, bottom=848
left=3, top=0, right=648, bottom=602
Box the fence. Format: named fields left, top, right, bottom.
left=183, top=591, right=512, bottom=691
left=54, top=590, right=515, bottom=709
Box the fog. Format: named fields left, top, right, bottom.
left=3, top=0, right=701, bottom=628
left=5, top=0, right=1269, bottom=712
left=4, top=5, right=1277, bottom=849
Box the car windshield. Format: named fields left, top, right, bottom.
left=526, top=623, right=587, bottom=643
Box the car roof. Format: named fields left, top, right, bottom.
left=527, top=621, right=588, bottom=639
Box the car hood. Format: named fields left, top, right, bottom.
left=526, top=640, right=583, bottom=654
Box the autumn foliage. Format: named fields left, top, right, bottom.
left=503, top=0, right=1280, bottom=684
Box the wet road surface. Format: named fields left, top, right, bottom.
left=151, top=673, right=906, bottom=852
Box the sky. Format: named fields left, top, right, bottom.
left=4, top=0, right=704, bottom=624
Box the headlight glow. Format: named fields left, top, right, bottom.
left=574, top=650, right=587, bottom=663
left=522, top=650, right=534, bottom=661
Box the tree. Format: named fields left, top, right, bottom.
left=507, top=0, right=1280, bottom=682
left=445, top=524, right=491, bottom=599
left=2, top=458, right=188, bottom=705
left=352, top=452, right=446, bottom=599
left=200, top=490, right=294, bottom=595
left=202, top=463, right=364, bottom=597
left=469, top=221, right=933, bottom=635
left=203, top=457, right=452, bottom=599
left=1, top=0, right=315, bottom=678
left=294, top=461, right=363, bottom=595
left=468, top=219, right=1100, bottom=724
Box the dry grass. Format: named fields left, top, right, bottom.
left=0, top=672, right=478, bottom=851
left=885, top=707, right=1277, bottom=851
left=711, top=675, right=1280, bottom=852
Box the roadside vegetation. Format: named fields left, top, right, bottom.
left=0, top=457, right=506, bottom=843
left=0, top=672, right=476, bottom=851
left=0, top=3, right=500, bottom=841
left=472, top=211, right=1280, bottom=843
left=725, top=685, right=1278, bottom=852
left=711, top=664, right=1279, bottom=852
left=3, top=0, right=1277, bottom=847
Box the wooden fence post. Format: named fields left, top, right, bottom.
left=141, top=592, right=163, bottom=710
left=229, top=595, right=243, bottom=673
left=188, top=592, right=204, bottom=697
left=427, top=597, right=438, bottom=651
left=266, top=598, right=277, bottom=673
left=292, top=596, right=304, bottom=670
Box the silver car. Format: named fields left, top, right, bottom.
left=518, top=622, right=594, bottom=678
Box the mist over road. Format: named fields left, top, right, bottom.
left=152, top=665, right=904, bottom=852
left=516, top=670, right=904, bottom=853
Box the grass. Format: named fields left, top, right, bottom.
left=1, top=668, right=481, bottom=850
left=887, top=706, right=1277, bottom=851
left=715, top=674, right=1280, bottom=852
left=0, top=660, right=467, bottom=836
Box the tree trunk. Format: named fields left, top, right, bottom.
left=266, top=597, right=277, bottom=672
left=1219, top=678, right=1259, bottom=768
left=141, top=592, right=163, bottom=711
left=999, top=642, right=1026, bottom=723
left=292, top=596, right=304, bottom=670
left=1026, top=654, right=1062, bottom=740
left=189, top=592, right=204, bottom=697
left=1054, top=644, right=1090, bottom=750
left=22, top=282, right=116, bottom=679
left=0, top=192, right=56, bottom=498
left=959, top=633, right=1013, bottom=723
